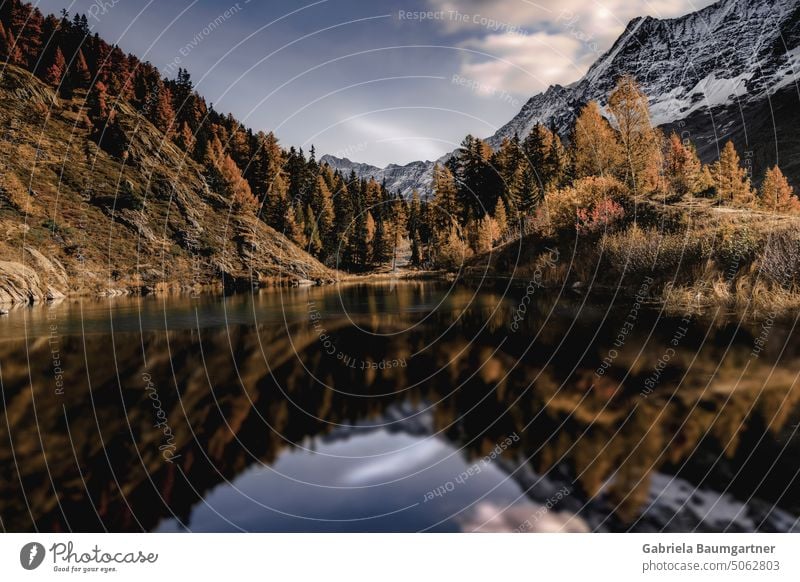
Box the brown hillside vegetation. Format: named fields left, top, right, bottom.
left=0, top=65, right=335, bottom=305
left=469, top=196, right=800, bottom=316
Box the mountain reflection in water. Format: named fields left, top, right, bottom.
left=0, top=282, right=798, bottom=532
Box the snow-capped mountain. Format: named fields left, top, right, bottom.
left=323, top=0, right=800, bottom=197
left=318, top=155, right=438, bottom=198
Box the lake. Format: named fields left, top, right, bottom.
left=0, top=281, right=798, bottom=532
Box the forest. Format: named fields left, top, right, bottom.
left=2, top=0, right=798, bottom=276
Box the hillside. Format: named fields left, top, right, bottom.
left=0, top=65, right=336, bottom=305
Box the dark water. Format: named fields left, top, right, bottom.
left=0, top=282, right=798, bottom=533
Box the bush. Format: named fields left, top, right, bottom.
left=540, top=176, right=630, bottom=234
left=576, top=197, right=625, bottom=236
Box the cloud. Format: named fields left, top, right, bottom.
left=458, top=32, right=595, bottom=96
left=426, top=0, right=717, bottom=95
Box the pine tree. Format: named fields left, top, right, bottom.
left=573, top=101, right=623, bottom=179
left=607, top=75, right=661, bottom=195
left=760, top=165, right=800, bottom=213
left=43, top=46, right=66, bottom=86
left=711, top=141, right=754, bottom=205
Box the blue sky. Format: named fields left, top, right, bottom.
left=35, top=0, right=715, bottom=166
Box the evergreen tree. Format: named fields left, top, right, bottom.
left=285, top=203, right=306, bottom=247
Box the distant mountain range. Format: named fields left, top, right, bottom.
left=323, top=0, right=800, bottom=197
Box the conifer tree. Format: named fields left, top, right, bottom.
left=7, top=1, right=43, bottom=68
left=312, top=175, right=335, bottom=246
left=431, top=163, right=460, bottom=230
left=72, top=48, right=92, bottom=88
left=493, top=197, right=508, bottom=241
left=760, top=165, right=800, bottom=213
left=151, top=83, right=176, bottom=134
left=43, top=46, right=66, bottom=86
left=285, top=203, right=306, bottom=247
left=304, top=205, right=322, bottom=256
left=711, top=141, right=754, bottom=205
left=0, top=21, right=10, bottom=61
left=665, top=133, right=703, bottom=197
left=573, top=101, right=623, bottom=179
left=607, top=75, right=661, bottom=194
left=203, top=136, right=256, bottom=210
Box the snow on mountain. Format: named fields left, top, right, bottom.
left=318, top=155, right=438, bottom=198
left=323, top=0, right=800, bottom=197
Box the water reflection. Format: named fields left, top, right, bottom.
left=0, top=282, right=798, bottom=532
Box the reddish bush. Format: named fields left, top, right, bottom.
left=576, top=197, right=625, bottom=235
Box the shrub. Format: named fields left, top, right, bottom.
left=576, top=197, right=625, bottom=236
left=539, top=176, right=630, bottom=235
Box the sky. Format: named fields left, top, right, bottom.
left=35, top=0, right=716, bottom=166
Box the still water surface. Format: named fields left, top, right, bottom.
left=0, top=282, right=798, bottom=532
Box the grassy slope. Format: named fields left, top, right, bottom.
left=466, top=197, right=800, bottom=316
left=0, top=65, right=336, bottom=304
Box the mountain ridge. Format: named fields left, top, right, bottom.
left=323, top=0, right=800, bottom=197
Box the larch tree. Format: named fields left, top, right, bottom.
left=43, top=46, right=66, bottom=86
left=493, top=197, right=508, bottom=241
left=0, top=22, right=10, bottom=61
left=203, top=136, right=256, bottom=210
left=72, top=48, right=92, bottom=88
left=573, top=101, right=623, bottom=180
left=607, top=75, right=661, bottom=195
left=760, top=165, right=800, bottom=213
left=711, top=141, right=754, bottom=205
left=665, top=133, right=703, bottom=197
left=312, top=175, right=335, bottom=247
left=431, top=163, right=460, bottom=231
